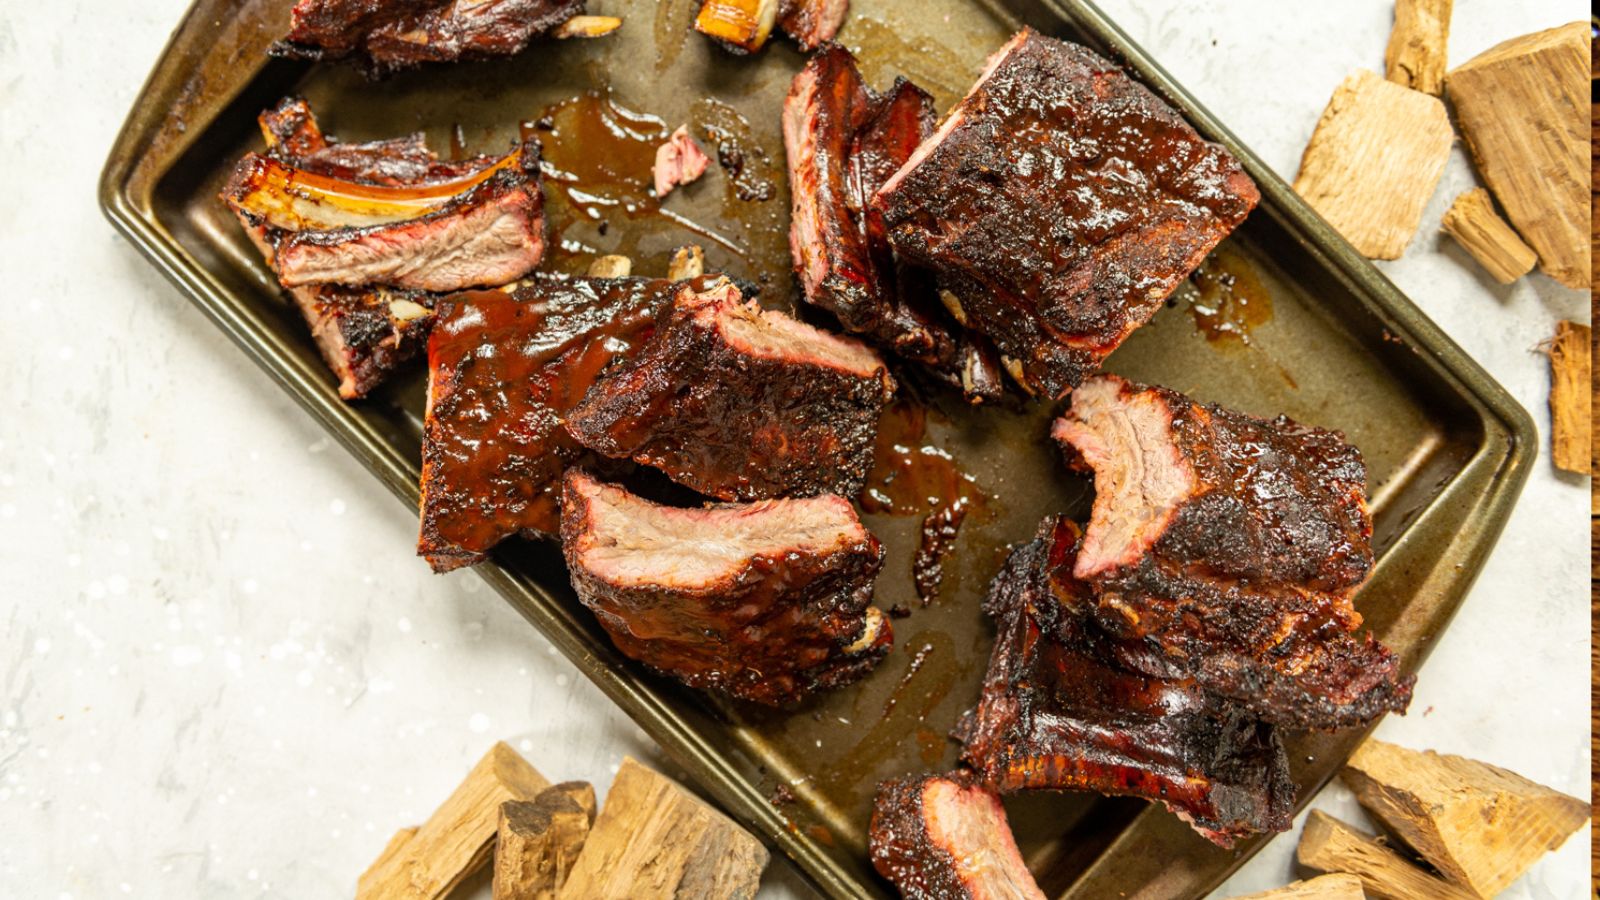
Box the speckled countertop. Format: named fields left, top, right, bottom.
left=0, top=0, right=1588, bottom=897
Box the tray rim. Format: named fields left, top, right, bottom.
left=98, top=1, right=1538, bottom=897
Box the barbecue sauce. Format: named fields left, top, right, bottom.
left=417, top=278, right=680, bottom=564
left=535, top=92, right=745, bottom=259
left=860, top=399, right=992, bottom=606
left=1186, top=247, right=1272, bottom=344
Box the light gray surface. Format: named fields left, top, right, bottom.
left=0, top=0, right=1588, bottom=897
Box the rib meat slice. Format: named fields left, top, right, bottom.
left=778, top=0, right=849, bottom=51
left=417, top=275, right=691, bottom=572
left=263, top=143, right=546, bottom=292
left=959, top=516, right=1295, bottom=846
left=272, top=0, right=586, bottom=76
left=224, top=99, right=518, bottom=396
left=783, top=45, right=979, bottom=396
left=869, top=774, right=1045, bottom=900
left=873, top=29, right=1260, bottom=399
left=560, top=469, right=891, bottom=706
left=1050, top=375, right=1413, bottom=729
left=566, top=279, right=893, bottom=501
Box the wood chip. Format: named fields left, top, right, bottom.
left=492, top=782, right=596, bottom=900
left=1546, top=320, right=1592, bottom=476
left=1447, top=22, right=1591, bottom=288
left=552, top=16, right=623, bottom=39
left=586, top=255, right=633, bottom=278
left=559, top=757, right=768, bottom=899
left=1341, top=739, right=1591, bottom=896
left=1440, top=188, right=1537, bottom=283
left=357, top=742, right=549, bottom=899
left=1297, top=810, right=1476, bottom=900
left=1229, top=873, right=1366, bottom=899
left=1385, top=0, right=1452, bottom=94
left=668, top=244, right=706, bottom=281
left=1292, top=69, right=1453, bottom=259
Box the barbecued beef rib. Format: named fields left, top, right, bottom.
left=694, top=0, right=847, bottom=53
left=566, top=279, right=893, bottom=501
left=1051, top=375, right=1414, bottom=729
left=225, top=99, right=516, bottom=398
left=560, top=470, right=892, bottom=706
left=783, top=45, right=977, bottom=396
left=271, top=0, right=586, bottom=76
left=266, top=143, right=547, bottom=292
left=869, top=773, right=1046, bottom=900
left=257, top=96, right=500, bottom=186
left=960, top=517, right=1295, bottom=846
left=416, top=275, right=696, bottom=572
left=873, top=29, right=1260, bottom=399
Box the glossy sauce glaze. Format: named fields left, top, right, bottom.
left=415, top=276, right=686, bottom=569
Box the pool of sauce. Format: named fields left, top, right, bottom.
left=1186, top=247, right=1273, bottom=345
left=529, top=92, right=788, bottom=284
left=817, top=631, right=956, bottom=796
left=859, top=398, right=994, bottom=606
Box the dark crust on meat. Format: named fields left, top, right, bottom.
left=777, top=0, right=849, bottom=51
left=784, top=46, right=978, bottom=396
left=959, top=517, right=1295, bottom=846
left=416, top=275, right=700, bottom=572
left=868, top=773, right=1043, bottom=900
left=868, top=774, right=976, bottom=900
left=270, top=141, right=547, bottom=292
left=1052, top=375, right=1413, bottom=729
left=565, top=281, right=893, bottom=501
left=559, top=470, right=891, bottom=706
left=874, top=29, right=1259, bottom=399
left=271, top=0, right=584, bottom=77
left=259, top=97, right=500, bottom=186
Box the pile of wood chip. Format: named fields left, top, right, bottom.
left=355, top=742, right=768, bottom=899
left=1235, top=739, right=1588, bottom=899
left=1291, top=2, right=1591, bottom=477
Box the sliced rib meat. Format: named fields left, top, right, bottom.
left=873, top=29, right=1260, bottom=399
left=265, top=144, right=546, bottom=292
left=778, top=0, right=849, bottom=51
left=783, top=45, right=977, bottom=396
left=560, top=470, right=891, bottom=706
left=960, top=516, right=1295, bottom=846
left=225, top=99, right=515, bottom=397
left=566, top=279, right=893, bottom=501
left=1050, top=375, right=1413, bottom=729
left=416, top=275, right=691, bottom=572
left=869, top=773, right=1045, bottom=900
left=272, top=0, right=586, bottom=76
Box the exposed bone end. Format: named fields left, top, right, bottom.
left=937, top=289, right=968, bottom=325
left=552, top=15, right=623, bottom=39
left=843, top=606, right=888, bottom=655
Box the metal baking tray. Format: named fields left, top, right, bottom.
left=100, top=0, right=1535, bottom=896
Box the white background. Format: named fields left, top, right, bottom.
left=0, top=0, right=1588, bottom=897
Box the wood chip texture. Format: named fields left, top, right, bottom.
left=1293, top=69, right=1453, bottom=259
left=1229, top=872, right=1366, bottom=899
left=1547, top=320, right=1592, bottom=475
left=1440, top=187, right=1537, bottom=283
left=1341, top=738, right=1591, bottom=897
left=357, top=742, right=549, bottom=900
left=1297, top=810, right=1477, bottom=900
left=558, top=757, right=768, bottom=899
left=1447, top=22, right=1591, bottom=288
left=1385, top=0, right=1453, bottom=94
